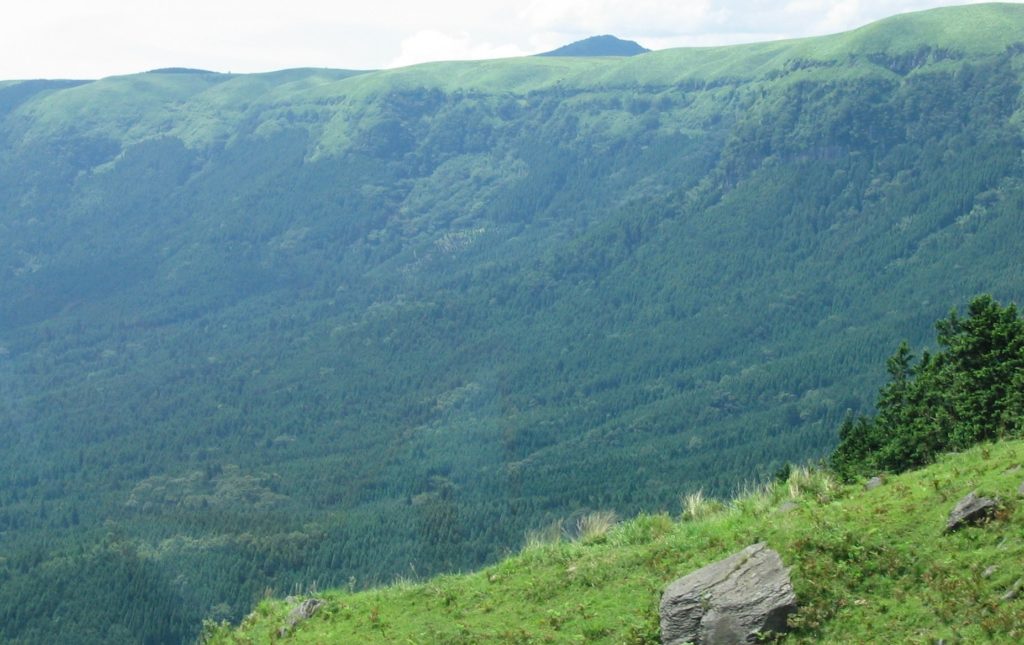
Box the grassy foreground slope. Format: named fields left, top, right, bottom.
left=208, top=439, right=1024, bottom=644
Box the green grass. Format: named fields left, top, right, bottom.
left=205, top=440, right=1024, bottom=643
left=816, top=2, right=1024, bottom=57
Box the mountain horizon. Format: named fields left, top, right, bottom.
left=5, top=2, right=1021, bottom=82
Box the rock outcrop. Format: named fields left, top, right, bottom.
left=277, top=598, right=325, bottom=637
left=660, top=542, right=796, bottom=645
left=945, top=491, right=998, bottom=533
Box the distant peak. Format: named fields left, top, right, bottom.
left=144, top=67, right=221, bottom=75
left=537, top=35, right=650, bottom=57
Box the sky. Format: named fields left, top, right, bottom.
left=0, top=1, right=1015, bottom=79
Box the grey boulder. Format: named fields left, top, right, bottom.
left=944, top=491, right=998, bottom=533
left=864, top=476, right=884, bottom=491
left=660, top=542, right=796, bottom=645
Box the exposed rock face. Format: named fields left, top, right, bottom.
left=865, top=476, right=884, bottom=491
left=660, top=542, right=796, bottom=645
left=945, top=492, right=998, bottom=533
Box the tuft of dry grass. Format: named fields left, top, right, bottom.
left=574, top=511, right=618, bottom=544
left=730, top=480, right=781, bottom=517
left=523, top=519, right=565, bottom=549
left=681, top=489, right=724, bottom=521
left=787, top=466, right=838, bottom=502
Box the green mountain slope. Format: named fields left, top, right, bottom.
left=2, top=3, right=1024, bottom=642
left=207, top=439, right=1024, bottom=643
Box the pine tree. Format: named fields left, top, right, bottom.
left=831, top=295, right=1024, bottom=480
left=935, top=295, right=1024, bottom=446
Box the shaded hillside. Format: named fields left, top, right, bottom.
left=2, top=3, right=1024, bottom=642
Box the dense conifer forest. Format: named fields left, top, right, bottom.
left=2, top=4, right=1024, bottom=642
left=210, top=291, right=1024, bottom=643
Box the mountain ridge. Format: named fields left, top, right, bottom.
left=8, top=3, right=1024, bottom=151
left=7, top=2, right=1024, bottom=87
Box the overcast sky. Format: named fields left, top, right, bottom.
left=0, top=1, right=1013, bottom=80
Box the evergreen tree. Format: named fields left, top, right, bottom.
left=935, top=295, right=1024, bottom=446
left=831, top=295, right=1024, bottom=480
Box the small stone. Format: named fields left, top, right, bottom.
left=1002, top=578, right=1023, bottom=602
left=982, top=565, right=998, bottom=579
left=777, top=501, right=799, bottom=514
left=864, top=476, right=884, bottom=491
left=1017, top=480, right=1024, bottom=497
left=944, top=491, right=998, bottom=533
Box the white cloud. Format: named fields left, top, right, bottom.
left=388, top=30, right=528, bottom=68
left=0, top=1, right=1019, bottom=79
left=521, top=0, right=719, bottom=36
left=822, top=0, right=865, bottom=32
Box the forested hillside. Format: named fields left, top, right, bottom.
left=2, top=4, right=1024, bottom=642
left=208, top=292, right=1024, bottom=644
